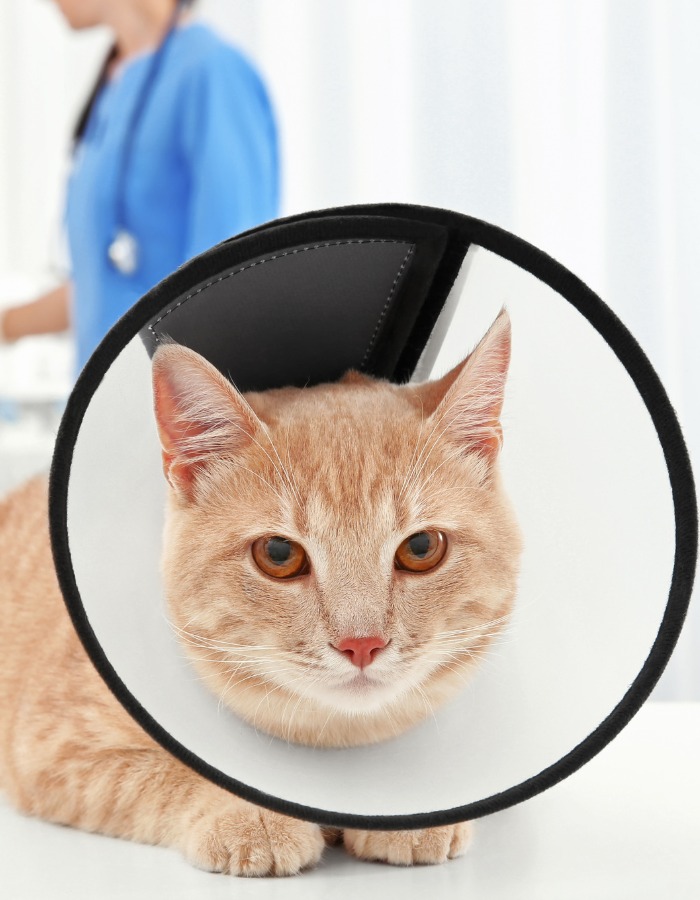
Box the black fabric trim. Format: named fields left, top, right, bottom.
left=49, top=203, right=697, bottom=831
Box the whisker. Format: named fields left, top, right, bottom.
left=226, top=460, right=288, bottom=504
left=228, top=411, right=302, bottom=510
left=284, top=690, right=309, bottom=745
left=397, top=395, right=426, bottom=499
left=284, top=422, right=305, bottom=510
left=398, top=403, right=467, bottom=501
left=312, top=706, right=337, bottom=749
left=410, top=682, right=440, bottom=734
left=259, top=420, right=304, bottom=511
left=433, top=614, right=513, bottom=637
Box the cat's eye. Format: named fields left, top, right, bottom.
left=395, top=530, right=447, bottom=573
left=252, top=536, right=309, bottom=579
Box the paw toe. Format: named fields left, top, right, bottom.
left=184, top=804, right=324, bottom=877
left=344, top=822, right=472, bottom=867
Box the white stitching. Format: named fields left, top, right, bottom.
left=147, top=240, right=415, bottom=360
left=359, top=244, right=415, bottom=370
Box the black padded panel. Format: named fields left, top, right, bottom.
left=144, top=240, right=412, bottom=393
left=139, top=213, right=458, bottom=391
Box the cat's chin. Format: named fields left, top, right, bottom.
left=185, top=642, right=484, bottom=746
left=306, top=671, right=404, bottom=715
left=215, top=662, right=474, bottom=748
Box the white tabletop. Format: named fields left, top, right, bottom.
left=2, top=701, right=699, bottom=900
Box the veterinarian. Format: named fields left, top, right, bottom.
left=0, top=0, right=279, bottom=371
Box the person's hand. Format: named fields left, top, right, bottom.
left=0, top=283, right=71, bottom=343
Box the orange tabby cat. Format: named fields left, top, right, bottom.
left=0, top=310, right=520, bottom=875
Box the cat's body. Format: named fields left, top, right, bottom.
left=0, top=311, right=521, bottom=875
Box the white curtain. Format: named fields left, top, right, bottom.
left=0, top=0, right=697, bottom=698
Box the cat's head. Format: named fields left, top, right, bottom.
left=152, top=310, right=521, bottom=747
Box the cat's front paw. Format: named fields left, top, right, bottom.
left=343, top=822, right=472, bottom=866
left=182, top=801, right=324, bottom=876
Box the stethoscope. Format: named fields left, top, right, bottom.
left=87, top=1, right=190, bottom=276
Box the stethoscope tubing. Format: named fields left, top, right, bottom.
left=75, top=0, right=190, bottom=275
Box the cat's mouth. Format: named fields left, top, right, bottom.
left=335, top=671, right=384, bottom=693
left=304, top=666, right=406, bottom=714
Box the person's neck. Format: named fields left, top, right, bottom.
left=106, top=1, right=182, bottom=64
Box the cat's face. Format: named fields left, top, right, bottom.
left=152, top=311, right=521, bottom=747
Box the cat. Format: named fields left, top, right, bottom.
left=0, top=309, right=521, bottom=876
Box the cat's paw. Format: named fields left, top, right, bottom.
left=182, top=802, right=324, bottom=876
left=343, top=822, right=472, bottom=866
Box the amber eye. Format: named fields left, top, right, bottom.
left=395, top=530, right=447, bottom=573
left=252, top=536, right=309, bottom=579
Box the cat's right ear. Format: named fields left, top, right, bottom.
left=151, top=344, right=260, bottom=499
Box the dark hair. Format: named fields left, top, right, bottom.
left=72, top=0, right=197, bottom=146
left=72, top=45, right=117, bottom=145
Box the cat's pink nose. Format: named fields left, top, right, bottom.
left=333, top=636, right=388, bottom=669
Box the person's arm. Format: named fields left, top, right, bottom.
left=0, top=281, right=71, bottom=343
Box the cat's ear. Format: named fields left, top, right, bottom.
left=152, top=344, right=260, bottom=498
left=418, top=309, right=511, bottom=465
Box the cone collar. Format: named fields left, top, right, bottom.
left=49, top=204, right=697, bottom=829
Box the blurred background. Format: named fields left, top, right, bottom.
left=0, top=0, right=697, bottom=699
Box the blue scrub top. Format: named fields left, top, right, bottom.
left=66, top=23, right=279, bottom=371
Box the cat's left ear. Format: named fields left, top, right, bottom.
left=417, top=309, right=511, bottom=465
left=152, top=343, right=261, bottom=498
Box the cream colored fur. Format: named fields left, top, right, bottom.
left=0, top=311, right=520, bottom=875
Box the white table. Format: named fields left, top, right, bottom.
left=2, top=702, right=699, bottom=900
